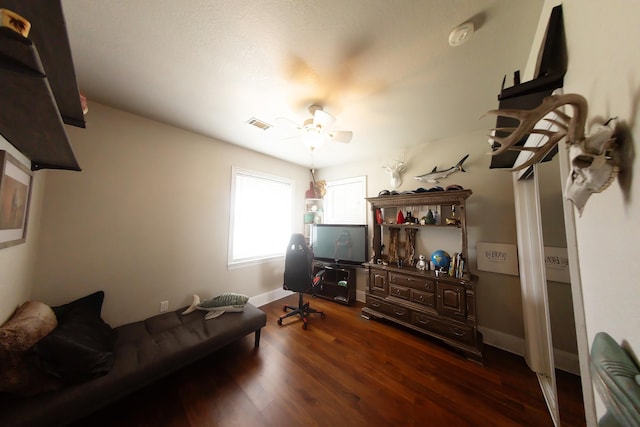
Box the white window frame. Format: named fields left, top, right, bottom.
left=323, top=175, right=367, bottom=224
left=228, top=167, right=293, bottom=268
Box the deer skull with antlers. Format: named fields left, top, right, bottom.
left=382, top=160, right=407, bottom=189
left=484, top=93, right=619, bottom=215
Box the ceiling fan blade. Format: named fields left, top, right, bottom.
left=270, top=118, right=303, bottom=140
left=313, top=109, right=336, bottom=128
left=329, top=131, right=353, bottom=143
left=279, top=134, right=301, bottom=142
left=275, top=116, right=302, bottom=130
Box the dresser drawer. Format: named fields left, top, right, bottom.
left=411, top=312, right=475, bottom=346
left=410, top=289, right=435, bottom=308
left=389, top=284, right=410, bottom=300
left=389, top=272, right=434, bottom=292
left=366, top=295, right=411, bottom=323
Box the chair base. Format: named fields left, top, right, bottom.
left=277, top=293, right=325, bottom=329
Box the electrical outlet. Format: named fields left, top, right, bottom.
left=160, top=300, right=169, bottom=313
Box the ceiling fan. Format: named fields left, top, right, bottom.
left=279, top=104, right=353, bottom=150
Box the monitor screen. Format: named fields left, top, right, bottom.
left=311, top=224, right=368, bottom=265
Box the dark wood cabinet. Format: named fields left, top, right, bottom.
left=368, top=268, right=388, bottom=298
left=362, top=190, right=483, bottom=362
left=312, top=261, right=356, bottom=306
left=437, top=282, right=466, bottom=318
left=363, top=265, right=482, bottom=362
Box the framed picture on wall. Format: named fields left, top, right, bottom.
left=0, top=151, right=33, bottom=249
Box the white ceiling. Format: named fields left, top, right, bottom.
left=61, top=0, right=544, bottom=169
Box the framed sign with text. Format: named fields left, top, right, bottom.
left=477, top=242, right=519, bottom=276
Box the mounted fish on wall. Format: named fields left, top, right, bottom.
left=414, top=154, right=469, bottom=183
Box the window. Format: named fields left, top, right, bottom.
left=228, top=167, right=293, bottom=267
left=324, top=176, right=367, bottom=224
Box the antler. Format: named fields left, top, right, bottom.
left=382, top=159, right=406, bottom=173
left=484, top=94, right=588, bottom=171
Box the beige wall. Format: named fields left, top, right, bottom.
left=31, top=103, right=309, bottom=327
left=0, top=138, right=46, bottom=323
left=562, top=0, right=640, bottom=418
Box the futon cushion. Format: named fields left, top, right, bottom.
left=0, top=301, right=62, bottom=395
left=33, top=291, right=117, bottom=383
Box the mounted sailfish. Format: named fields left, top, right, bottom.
left=414, top=154, right=469, bottom=183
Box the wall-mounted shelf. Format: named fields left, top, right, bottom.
left=0, top=1, right=85, bottom=171
left=303, top=197, right=323, bottom=243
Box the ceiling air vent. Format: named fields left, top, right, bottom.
left=246, top=117, right=272, bottom=131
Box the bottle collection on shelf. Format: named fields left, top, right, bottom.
left=377, top=204, right=464, bottom=227
left=376, top=207, right=445, bottom=226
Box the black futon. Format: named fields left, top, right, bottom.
left=0, top=303, right=266, bottom=427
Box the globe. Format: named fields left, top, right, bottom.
left=431, top=250, right=451, bottom=270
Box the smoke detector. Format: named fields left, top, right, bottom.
left=448, top=22, right=474, bottom=47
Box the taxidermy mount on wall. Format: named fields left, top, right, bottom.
left=382, top=159, right=407, bottom=189
left=484, top=93, right=619, bottom=216
left=414, top=154, right=469, bottom=183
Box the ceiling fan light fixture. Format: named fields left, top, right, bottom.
left=303, top=127, right=326, bottom=150
left=278, top=104, right=351, bottom=149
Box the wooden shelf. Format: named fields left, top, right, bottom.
left=367, top=190, right=471, bottom=265
left=381, top=223, right=462, bottom=229
left=0, top=1, right=85, bottom=171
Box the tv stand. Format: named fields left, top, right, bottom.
left=312, top=261, right=356, bottom=306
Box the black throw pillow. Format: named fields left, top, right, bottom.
left=33, top=291, right=117, bottom=383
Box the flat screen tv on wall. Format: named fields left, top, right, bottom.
left=311, top=224, right=368, bottom=266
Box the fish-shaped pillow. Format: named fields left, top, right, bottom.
left=181, top=293, right=249, bottom=319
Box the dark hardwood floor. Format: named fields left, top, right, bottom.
left=73, top=295, right=586, bottom=426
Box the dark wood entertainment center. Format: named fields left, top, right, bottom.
left=361, top=190, right=483, bottom=363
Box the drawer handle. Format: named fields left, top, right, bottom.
left=418, top=295, right=424, bottom=301
left=394, top=309, right=405, bottom=316
left=395, top=289, right=401, bottom=294
left=372, top=302, right=381, bottom=308
left=417, top=317, right=430, bottom=325
left=451, top=329, right=465, bottom=337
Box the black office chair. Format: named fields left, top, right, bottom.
left=277, top=233, right=325, bottom=329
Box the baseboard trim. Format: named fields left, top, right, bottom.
left=251, top=288, right=365, bottom=307
left=249, top=288, right=292, bottom=308
left=479, top=326, right=580, bottom=375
